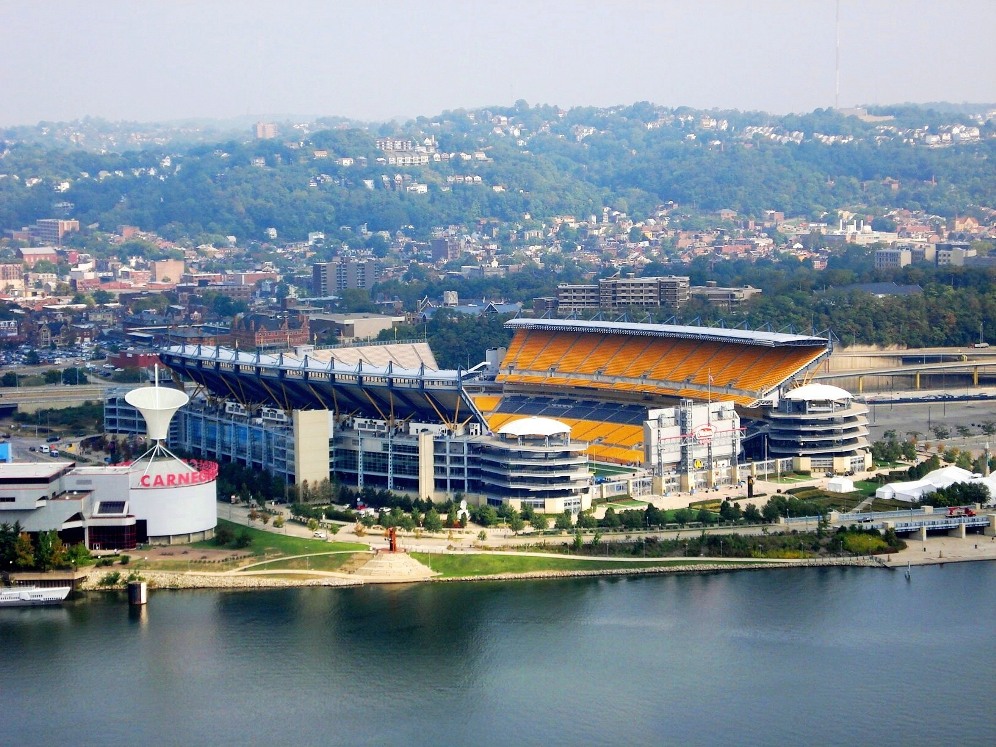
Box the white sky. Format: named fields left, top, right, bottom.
left=1, top=0, right=994, bottom=126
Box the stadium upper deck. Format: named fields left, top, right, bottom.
left=158, top=343, right=485, bottom=425
left=497, top=319, right=830, bottom=407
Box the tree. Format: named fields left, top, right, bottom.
left=62, top=367, right=89, bottom=385
left=473, top=504, right=498, bottom=527
left=931, top=424, right=951, bottom=440
left=554, top=511, right=573, bottom=531
left=576, top=510, right=597, bottom=529
left=900, top=441, right=917, bottom=461
left=719, top=499, right=742, bottom=522
left=530, top=513, right=549, bottom=531
left=306, top=518, right=319, bottom=532
left=600, top=506, right=621, bottom=528
left=424, top=508, right=443, bottom=533
left=214, top=526, right=235, bottom=546
left=234, top=529, right=253, bottom=548
left=761, top=500, right=781, bottom=523
left=14, top=532, right=34, bottom=569
left=508, top=512, right=525, bottom=534
left=743, top=504, right=763, bottom=523
left=572, top=531, right=584, bottom=552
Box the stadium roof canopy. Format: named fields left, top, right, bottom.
left=158, top=344, right=485, bottom=426
left=505, top=318, right=828, bottom=347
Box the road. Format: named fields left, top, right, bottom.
left=2, top=382, right=139, bottom=404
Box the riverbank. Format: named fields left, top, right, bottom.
left=72, top=532, right=996, bottom=591
left=882, top=533, right=996, bottom=567
left=78, top=553, right=884, bottom=591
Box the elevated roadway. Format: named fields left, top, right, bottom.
left=0, top=383, right=142, bottom=413
left=816, top=346, right=996, bottom=393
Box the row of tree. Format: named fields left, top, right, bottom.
left=0, top=523, right=90, bottom=572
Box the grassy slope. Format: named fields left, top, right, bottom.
left=194, top=519, right=368, bottom=557
left=410, top=553, right=735, bottom=578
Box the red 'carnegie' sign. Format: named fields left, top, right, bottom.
left=137, top=461, right=218, bottom=488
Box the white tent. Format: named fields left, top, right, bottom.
left=875, top=466, right=984, bottom=503
left=827, top=477, right=855, bottom=493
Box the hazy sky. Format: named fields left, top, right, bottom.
left=2, top=0, right=994, bottom=126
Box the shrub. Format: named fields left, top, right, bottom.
left=234, top=529, right=252, bottom=549
left=119, top=555, right=130, bottom=565
left=214, top=526, right=235, bottom=546
left=98, top=571, right=122, bottom=587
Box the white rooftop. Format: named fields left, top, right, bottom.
left=0, top=462, right=73, bottom=480
left=498, top=416, right=571, bottom=437
left=785, top=383, right=853, bottom=401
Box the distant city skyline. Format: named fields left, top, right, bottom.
left=2, top=0, right=994, bottom=127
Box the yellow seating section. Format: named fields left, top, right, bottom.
left=482, top=411, right=645, bottom=466
left=472, top=395, right=502, bottom=414
left=498, top=328, right=825, bottom=402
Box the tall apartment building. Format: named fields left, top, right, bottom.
left=557, top=276, right=690, bottom=314
left=255, top=122, right=278, bottom=140
left=431, top=237, right=461, bottom=263
left=30, top=218, right=79, bottom=245
left=312, top=259, right=380, bottom=295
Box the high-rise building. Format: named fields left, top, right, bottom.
left=556, top=275, right=690, bottom=314
left=29, top=218, right=79, bottom=245
left=255, top=122, right=278, bottom=140
left=312, top=259, right=381, bottom=295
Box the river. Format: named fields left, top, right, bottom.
left=2, top=563, right=994, bottom=746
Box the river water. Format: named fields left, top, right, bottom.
left=3, top=563, right=994, bottom=747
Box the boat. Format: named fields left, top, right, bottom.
left=0, top=585, right=71, bottom=607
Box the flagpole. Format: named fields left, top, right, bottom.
left=707, top=368, right=712, bottom=424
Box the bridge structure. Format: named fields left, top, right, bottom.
left=0, top=383, right=144, bottom=414
left=825, top=507, right=996, bottom=539
left=816, top=346, right=996, bottom=393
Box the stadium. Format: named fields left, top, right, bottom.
left=143, top=317, right=869, bottom=512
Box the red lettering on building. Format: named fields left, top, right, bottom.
left=134, top=460, right=219, bottom=489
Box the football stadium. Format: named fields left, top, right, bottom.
left=140, top=317, right=869, bottom=513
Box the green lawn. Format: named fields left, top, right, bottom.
left=591, top=463, right=638, bottom=477
left=853, top=480, right=882, bottom=496
left=605, top=499, right=649, bottom=509
left=241, top=552, right=367, bottom=572
left=194, top=519, right=368, bottom=558
left=410, top=552, right=732, bottom=578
